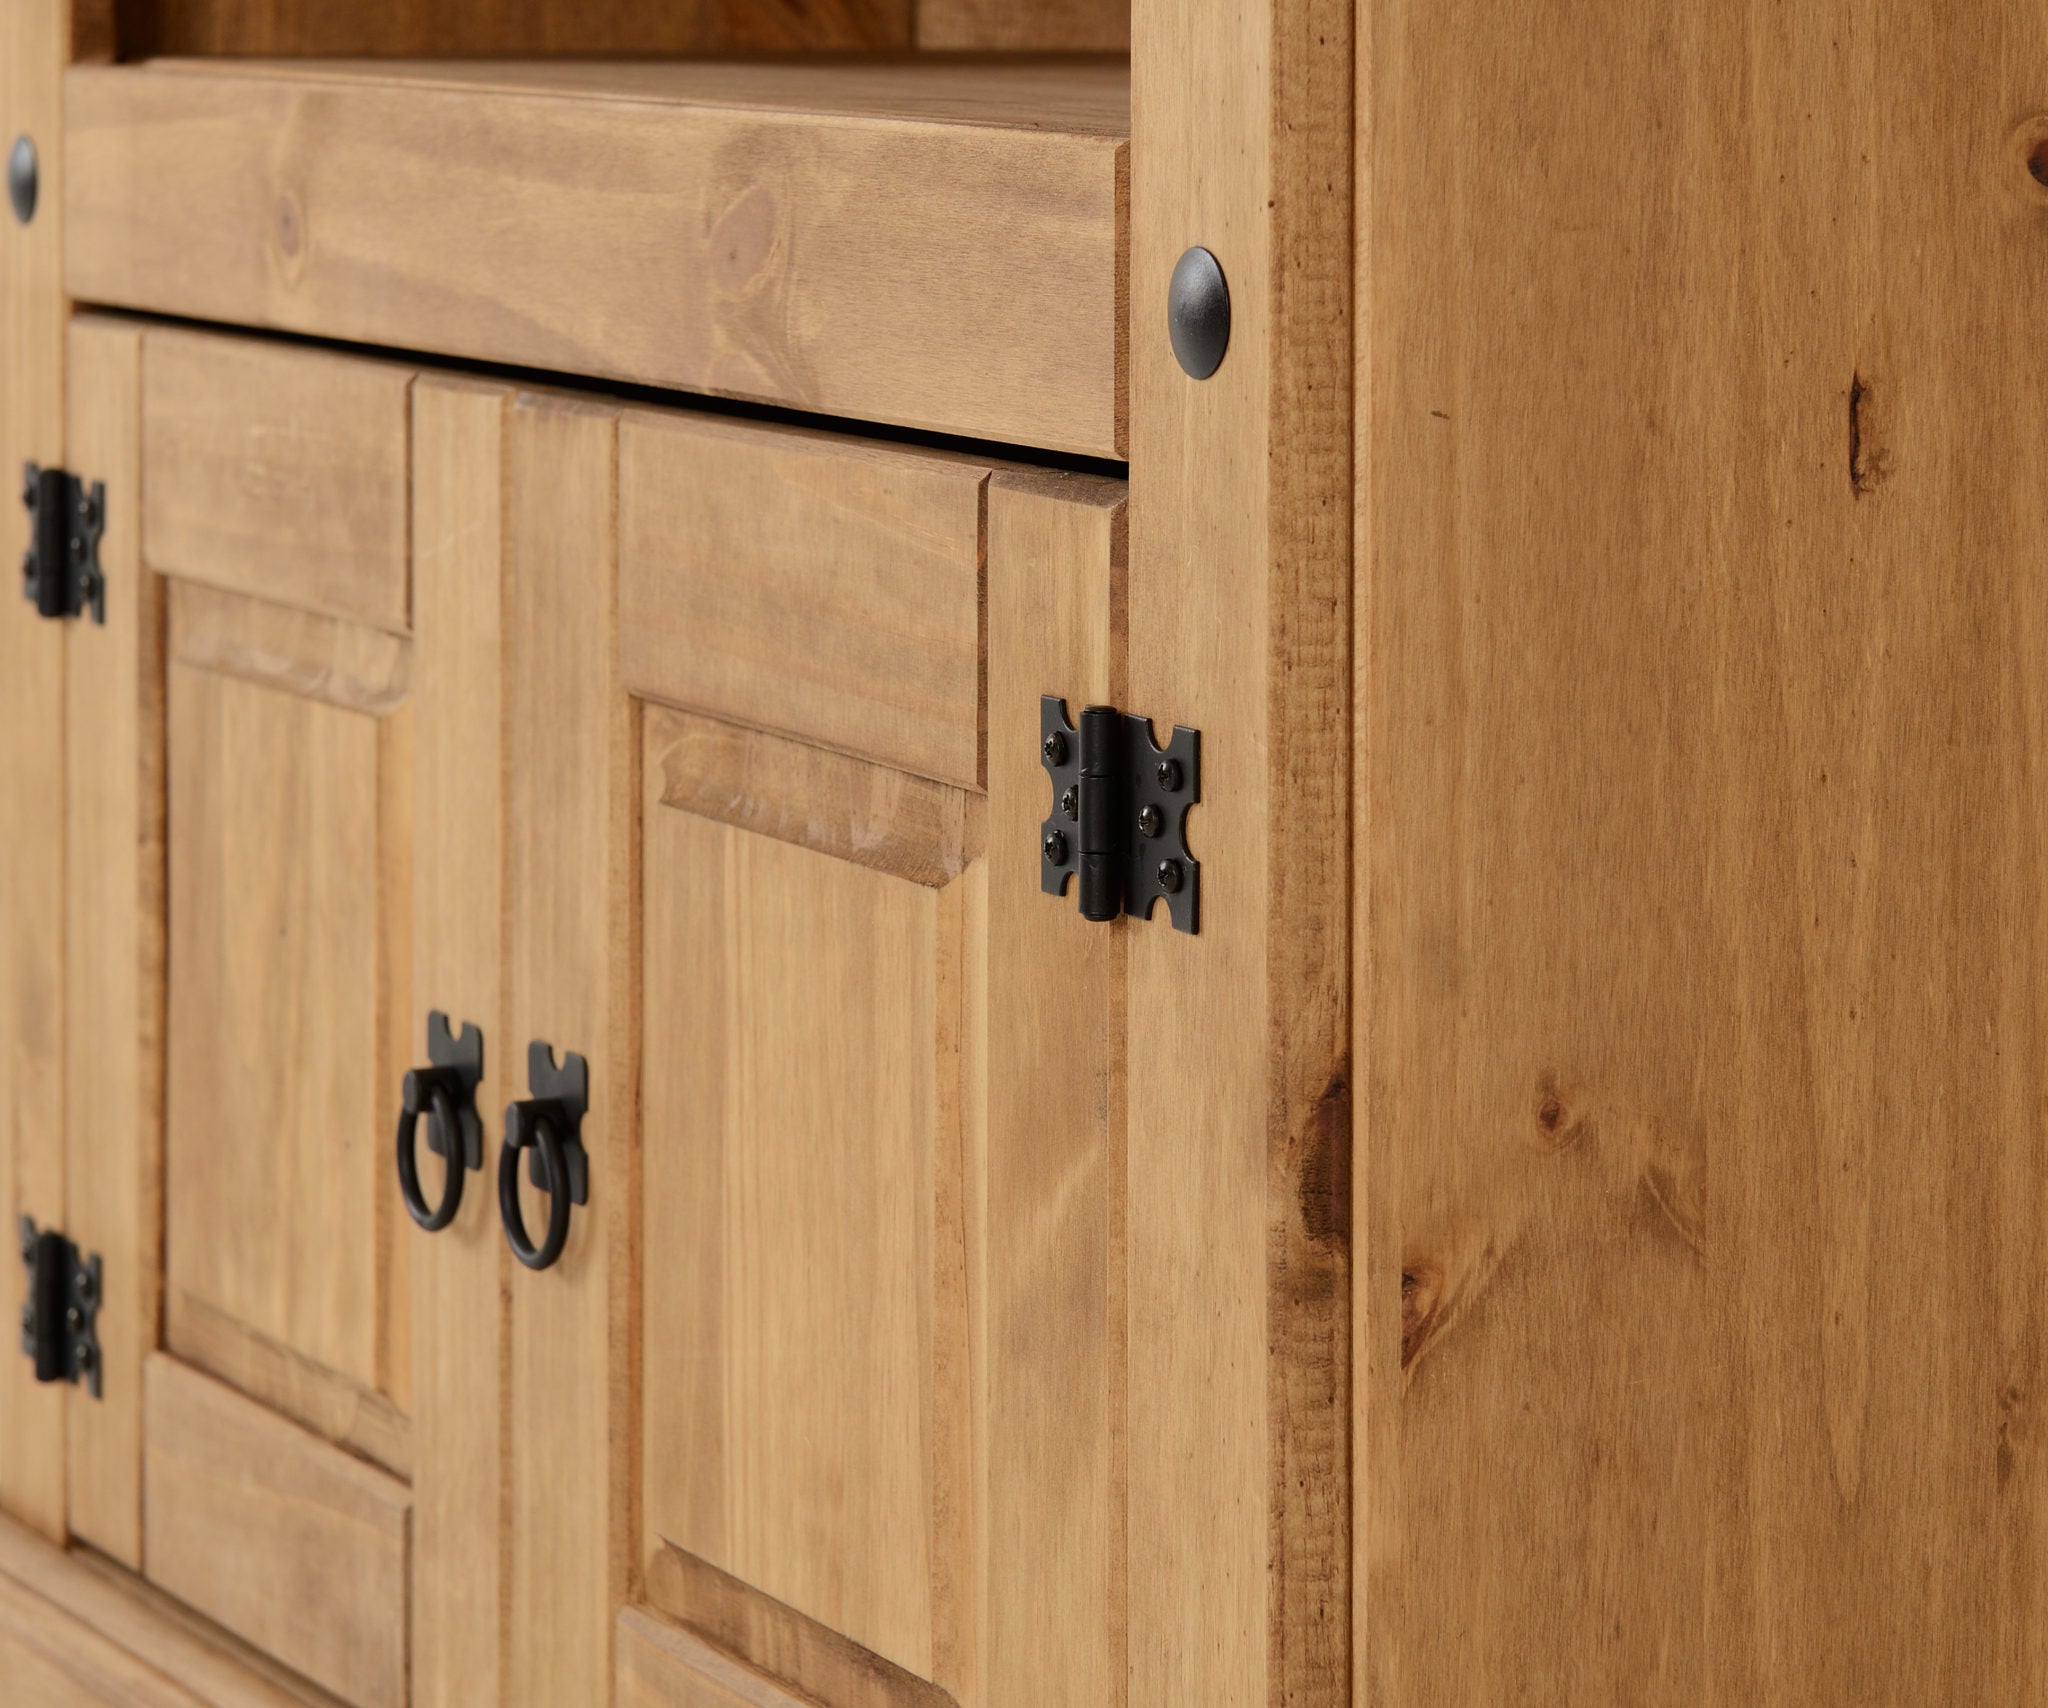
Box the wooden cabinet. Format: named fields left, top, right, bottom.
left=0, top=2, right=1351, bottom=1692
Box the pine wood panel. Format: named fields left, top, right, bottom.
left=0, top=1513, right=316, bottom=1708
left=619, top=1607, right=839, bottom=1708
left=0, top=0, right=72, bottom=1542
left=114, top=0, right=910, bottom=54
left=1358, top=4, right=2048, bottom=1702
left=1127, top=0, right=1353, bottom=1701
left=141, top=330, right=412, bottom=630
left=68, top=60, right=1128, bottom=456
left=163, top=1292, right=409, bottom=1479
left=643, top=1548, right=960, bottom=1708
left=167, top=579, right=411, bottom=715
left=620, top=413, right=988, bottom=789
left=646, top=706, right=984, bottom=889
left=0, top=1570, right=208, bottom=1708
left=62, top=316, right=160, bottom=1567
left=408, top=373, right=511, bottom=1708
left=504, top=392, right=635, bottom=1708
left=981, top=470, right=1125, bottom=1708
left=164, top=664, right=389, bottom=1394
left=142, top=1356, right=408, bottom=1708
left=916, top=0, right=1127, bottom=50
left=639, top=786, right=976, bottom=1689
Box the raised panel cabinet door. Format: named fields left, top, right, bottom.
left=65, top=321, right=427, bottom=1708
left=622, top=426, right=1130, bottom=1708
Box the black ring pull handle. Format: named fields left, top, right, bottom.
left=498, top=1041, right=589, bottom=1272
left=395, top=1012, right=485, bottom=1233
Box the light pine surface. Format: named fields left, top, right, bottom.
left=620, top=412, right=990, bottom=790
left=141, top=1356, right=409, bottom=1708
left=62, top=316, right=160, bottom=1569
left=163, top=663, right=390, bottom=1395
left=1127, top=0, right=1355, bottom=1705
left=639, top=783, right=976, bottom=1687
left=407, top=373, right=512, bottom=1708
left=141, top=331, right=412, bottom=631
left=981, top=470, right=1128, bottom=1708
left=0, top=0, right=73, bottom=1543
left=66, top=59, right=1128, bottom=456
left=502, top=391, right=637, bottom=1708
left=1357, top=2, right=2048, bottom=1703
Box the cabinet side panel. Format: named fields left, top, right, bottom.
left=1128, top=0, right=1355, bottom=1701
left=0, top=0, right=71, bottom=1541
left=1362, top=2, right=2048, bottom=1701
left=64, top=314, right=159, bottom=1568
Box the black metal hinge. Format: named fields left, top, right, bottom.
left=17, top=1219, right=101, bottom=1398
left=1040, top=697, right=1201, bottom=933
left=21, top=463, right=106, bottom=624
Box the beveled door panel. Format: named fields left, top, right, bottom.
left=639, top=706, right=981, bottom=1689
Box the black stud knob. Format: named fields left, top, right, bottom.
left=1044, top=830, right=1070, bottom=866
left=8, top=136, right=36, bottom=226
left=1168, top=247, right=1231, bottom=380
left=1157, top=859, right=1184, bottom=894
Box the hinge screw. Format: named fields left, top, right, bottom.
left=21, top=470, right=38, bottom=509
left=1137, top=804, right=1163, bottom=839
left=63, top=1305, right=82, bottom=1334
left=18, top=1304, right=32, bottom=1335
left=1157, top=859, right=1184, bottom=894
left=1061, top=786, right=1078, bottom=821
left=75, top=490, right=98, bottom=531
left=1043, top=731, right=1068, bottom=766
left=1156, top=759, right=1182, bottom=793
left=73, top=1343, right=94, bottom=1375
left=73, top=1268, right=95, bottom=1306
left=1044, top=830, right=1069, bottom=866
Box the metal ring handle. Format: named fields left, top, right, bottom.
left=396, top=1085, right=464, bottom=1233
left=499, top=1113, right=572, bottom=1271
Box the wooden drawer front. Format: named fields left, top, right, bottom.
left=143, top=330, right=411, bottom=629
left=143, top=1357, right=410, bottom=1708
left=67, top=59, right=1127, bottom=457
left=621, top=413, right=986, bottom=790
left=639, top=705, right=980, bottom=1692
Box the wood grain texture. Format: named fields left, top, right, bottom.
left=619, top=411, right=987, bottom=788
left=165, top=663, right=390, bottom=1394
left=115, top=0, right=910, bottom=55
left=0, top=1570, right=207, bottom=1708
left=647, top=704, right=985, bottom=889
left=0, top=0, right=71, bottom=1542
left=644, top=1548, right=959, bottom=1708
left=980, top=471, right=1125, bottom=1708
left=1358, top=4, right=2048, bottom=1703
left=640, top=786, right=976, bottom=1688
left=620, top=1606, right=847, bottom=1708
left=1128, top=0, right=1353, bottom=1701
left=916, top=0, right=1128, bottom=50
left=0, top=1514, right=317, bottom=1708
left=164, top=1292, right=409, bottom=1479
left=504, top=392, right=635, bottom=1708
left=142, top=1356, right=409, bottom=1708
left=167, top=579, right=410, bottom=714
left=408, top=373, right=511, bottom=1708
left=66, top=60, right=1128, bottom=456
left=63, top=316, right=160, bottom=1568
left=141, top=330, right=412, bottom=630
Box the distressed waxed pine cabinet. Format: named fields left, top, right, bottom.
left=8, top=1, right=2048, bottom=1706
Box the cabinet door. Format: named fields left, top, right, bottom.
left=67, top=322, right=419, bottom=1708
left=616, top=415, right=1131, bottom=1708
